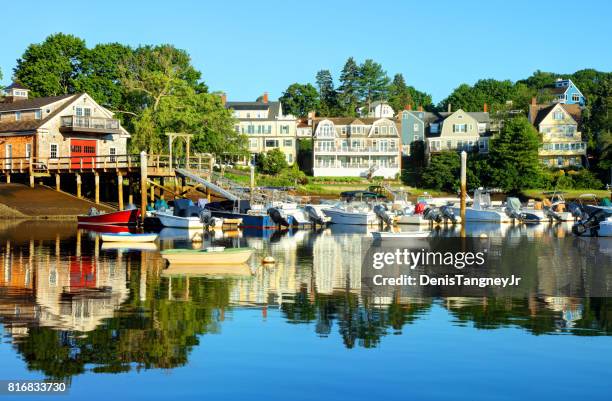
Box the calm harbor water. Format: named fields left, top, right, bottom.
left=0, top=220, right=611, bottom=401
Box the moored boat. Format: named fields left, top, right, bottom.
left=77, top=209, right=140, bottom=225
left=322, top=204, right=377, bottom=225
left=154, top=211, right=204, bottom=229
left=161, top=263, right=252, bottom=277
left=101, top=232, right=158, bottom=242
left=161, top=247, right=254, bottom=265
left=371, top=231, right=430, bottom=239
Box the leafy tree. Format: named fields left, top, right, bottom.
left=421, top=151, right=460, bottom=191
left=14, top=33, right=87, bottom=96
left=488, top=116, right=542, bottom=192
left=315, top=69, right=338, bottom=116
left=338, top=57, right=360, bottom=115
left=388, top=74, right=412, bottom=113
left=75, top=43, right=133, bottom=110
left=358, top=59, right=390, bottom=109
left=257, top=148, right=289, bottom=175
left=279, top=83, right=319, bottom=117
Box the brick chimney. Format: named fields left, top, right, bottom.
left=262, top=92, right=268, bottom=104
left=483, top=103, right=488, bottom=113
left=405, top=104, right=412, bottom=111
left=219, top=92, right=227, bottom=105
left=418, top=105, right=423, bottom=112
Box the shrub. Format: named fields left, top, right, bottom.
left=257, top=149, right=288, bottom=175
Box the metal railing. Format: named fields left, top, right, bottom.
left=60, top=116, right=121, bottom=130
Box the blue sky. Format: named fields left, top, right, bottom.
left=1, top=0, right=610, bottom=104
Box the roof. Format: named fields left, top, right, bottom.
left=314, top=117, right=396, bottom=126
left=529, top=103, right=582, bottom=127
left=404, top=110, right=490, bottom=124
left=4, top=82, right=29, bottom=91
left=0, top=94, right=79, bottom=133
left=225, top=101, right=282, bottom=120
left=0, top=94, right=75, bottom=112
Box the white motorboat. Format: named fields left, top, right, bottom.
left=371, top=231, right=430, bottom=239
left=322, top=203, right=378, bottom=225
left=453, top=188, right=510, bottom=223
left=101, top=232, right=158, bottom=242
left=154, top=211, right=204, bottom=228
left=600, top=218, right=612, bottom=236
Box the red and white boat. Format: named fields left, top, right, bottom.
left=77, top=209, right=140, bottom=226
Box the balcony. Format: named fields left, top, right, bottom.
left=60, top=116, right=122, bottom=135
left=314, top=146, right=399, bottom=154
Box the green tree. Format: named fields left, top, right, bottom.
left=14, top=33, right=87, bottom=96
left=358, top=59, right=390, bottom=109
left=315, top=69, right=338, bottom=116
left=421, top=151, right=460, bottom=191
left=75, top=43, right=133, bottom=110
left=257, top=148, right=289, bottom=175
left=488, top=116, right=542, bottom=192
left=388, top=73, right=412, bottom=113
left=338, top=57, right=360, bottom=115
left=279, top=83, right=319, bottom=117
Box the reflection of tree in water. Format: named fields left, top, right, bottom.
left=15, top=269, right=233, bottom=380
left=281, top=285, right=433, bottom=349
left=445, top=297, right=612, bottom=336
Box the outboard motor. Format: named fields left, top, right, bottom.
left=373, top=204, right=394, bottom=226
left=423, top=207, right=442, bottom=223
left=439, top=205, right=457, bottom=224
left=199, top=208, right=216, bottom=231
left=543, top=206, right=563, bottom=223
left=567, top=202, right=585, bottom=220
left=572, top=206, right=611, bottom=236
left=304, top=205, right=324, bottom=226
left=268, top=207, right=290, bottom=227
left=504, top=197, right=524, bottom=222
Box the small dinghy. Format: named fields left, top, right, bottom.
left=100, top=232, right=159, bottom=243
left=371, top=231, right=430, bottom=240
left=161, top=247, right=254, bottom=265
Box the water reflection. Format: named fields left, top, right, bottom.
left=0, top=220, right=610, bottom=381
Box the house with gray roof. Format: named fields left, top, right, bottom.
left=224, top=93, right=297, bottom=164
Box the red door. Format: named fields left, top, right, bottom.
left=70, top=139, right=97, bottom=168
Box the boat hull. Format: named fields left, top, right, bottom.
left=77, top=209, right=139, bottom=225
left=322, top=208, right=377, bottom=225
left=154, top=212, right=204, bottom=228
left=211, top=210, right=295, bottom=228
left=161, top=263, right=252, bottom=277
left=452, top=207, right=511, bottom=223
left=161, top=248, right=254, bottom=265
left=371, top=231, right=430, bottom=239
left=101, top=233, right=158, bottom=243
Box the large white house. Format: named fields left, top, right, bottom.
left=225, top=93, right=297, bottom=164
left=312, top=117, right=401, bottom=178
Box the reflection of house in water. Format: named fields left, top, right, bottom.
left=0, top=235, right=129, bottom=335
left=545, top=296, right=583, bottom=329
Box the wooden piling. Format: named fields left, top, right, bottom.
left=29, top=174, right=35, bottom=188
left=150, top=181, right=155, bottom=203
left=117, top=172, right=124, bottom=210
left=6, top=173, right=10, bottom=184
left=76, top=173, right=82, bottom=198
left=140, top=151, right=148, bottom=223
left=460, top=151, right=467, bottom=235
left=55, top=174, right=61, bottom=191
left=94, top=172, right=100, bottom=204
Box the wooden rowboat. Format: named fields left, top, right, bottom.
left=161, top=263, right=252, bottom=277
left=101, top=232, right=159, bottom=242
left=161, top=247, right=254, bottom=265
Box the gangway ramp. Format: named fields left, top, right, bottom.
left=175, top=168, right=240, bottom=201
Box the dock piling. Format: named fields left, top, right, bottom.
left=460, top=151, right=467, bottom=231
left=117, top=172, right=124, bottom=210
left=94, top=172, right=100, bottom=204
left=140, top=151, right=148, bottom=223
left=76, top=173, right=82, bottom=198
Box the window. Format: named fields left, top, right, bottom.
left=247, top=125, right=255, bottom=134
left=50, top=144, right=58, bottom=159
left=572, top=93, right=580, bottom=102
left=414, top=135, right=421, bottom=141
left=453, top=124, right=467, bottom=133
left=15, top=111, right=21, bottom=121
left=374, top=126, right=379, bottom=134
left=109, top=147, right=116, bottom=163
left=430, top=123, right=439, bottom=134
left=287, top=154, right=293, bottom=164
left=413, top=123, right=419, bottom=132
left=35, top=110, right=42, bottom=120
left=478, top=123, right=486, bottom=133
left=280, top=125, right=290, bottom=134
left=553, top=111, right=564, bottom=120
left=249, top=139, right=258, bottom=148
left=26, top=143, right=32, bottom=160
left=479, top=140, right=488, bottom=152
left=283, top=139, right=293, bottom=147
left=76, top=107, right=91, bottom=117
left=265, top=139, right=278, bottom=148
left=234, top=125, right=240, bottom=133
left=267, top=125, right=272, bottom=134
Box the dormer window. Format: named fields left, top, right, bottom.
left=15, top=111, right=22, bottom=121
left=35, top=110, right=42, bottom=120
left=572, top=94, right=580, bottom=102
left=553, top=111, right=564, bottom=120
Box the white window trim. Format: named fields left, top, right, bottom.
left=50, top=143, right=59, bottom=159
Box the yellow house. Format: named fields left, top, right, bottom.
left=529, top=102, right=586, bottom=168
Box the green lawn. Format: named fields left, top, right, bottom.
left=521, top=188, right=611, bottom=200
